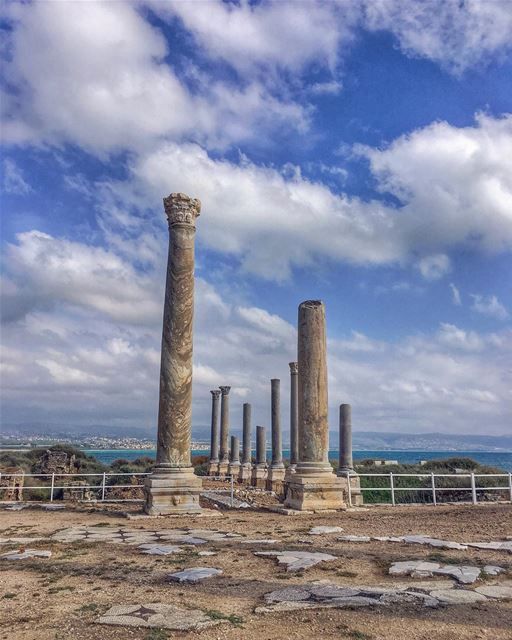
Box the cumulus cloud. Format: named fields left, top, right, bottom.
left=416, top=254, right=451, bottom=280
left=471, top=294, right=509, bottom=320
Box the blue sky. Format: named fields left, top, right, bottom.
left=1, top=0, right=511, bottom=437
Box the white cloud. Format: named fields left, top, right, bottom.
left=2, top=158, right=32, bottom=195
left=363, top=0, right=512, bottom=74
left=417, top=254, right=451, bottom=280
left=471, top=294, right=509, bottom=320
left=449, top=283, right=462, bottom=306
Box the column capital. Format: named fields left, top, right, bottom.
left=289, top=362, right=298, bottom=374
left=210, top=389, right=221, bottom=398
left=163, top=192, right=201, bottom=228
left=219, top=385, right=231, bottom=395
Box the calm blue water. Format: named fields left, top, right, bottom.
left=84, top=449, right=512, bottom=471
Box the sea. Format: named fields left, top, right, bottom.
left=84, top=449, right=512, bottom=472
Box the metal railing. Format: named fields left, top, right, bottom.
left=0, top=471, right=236, bottom=505
left=343, top=471, right=512, bottom=507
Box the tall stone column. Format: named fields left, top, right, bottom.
left=337, top=403, right=363, bottom=506
left=207, top=390, right=221, bottom=476
left=284, top=300, right=344, bottom=511
left=218, top=386, right=231, bottom=477
left=267, top=379, right=285, bottom=493
left=285, top=362, right=299, bottom=483
left=251, top=425, right=267, bottom=489
left=228, top=435, right=240, bottom=477
left=239, top=403, right=252, bottom=483
left=144, top=193, right=202, bottom=515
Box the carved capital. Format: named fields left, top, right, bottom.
left=219, top=385, right=231, bottom=396
left=289, top=362, right=298, bottom=374
left=163, top=192, right=201, bottom=228
left=210, top=389, right=221, bottom=398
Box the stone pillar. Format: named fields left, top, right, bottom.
left=284, top=300, right=344, bottom=511
left=228, top=435, right=240, bottom=477
left=267, top=379, right=285, bottom=494
left=144, top=193, right=202, bottom=515
left=239, top=403, right=252, bottom=483
left=251, top=425, right=267, bottom=489
left=285, top=362, right=299, bottom=484
left=207, top=390, right=221, bottom=476
left=337, top=403, right=363, bottom=506
left=217, top=386, right=231, bottom=477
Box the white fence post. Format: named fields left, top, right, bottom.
left=471, top=472, right=477, bottom=505
left=508, top=473, right=512, bottom=503
left=431, top=472, right=437, bottom=506
left=389, top=472, right=395, bottom=506
left=230, top=474, right=234, bottom=507
left=101, top=472, right=106, bottom=501
left=346, top=471, right=353, bottom=508
left=50, top=473, right=55, bottom=502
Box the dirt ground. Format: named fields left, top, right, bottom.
left=1, top=502, right=511, bottom=640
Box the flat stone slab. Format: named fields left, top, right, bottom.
left=338, top=535, right=371, bottom=542
left=198, top=550, right=217, bottom=556
left=97, top=603, right=223, bottom=630
left=337, top=533, right=512, bottom=554
left=4, top=504, right=30, bottom=511
left=389, top=560, right=500, bottom=584
left=240, top=539, right=279, bottom=544
left=483, top=565, right=506, bottom=576
left=467, top=541, right=512, bottom=553
left=138, top=544, right=183, bottom=556
left=475, top=585, right=512, bottom=599
left=168, top=567, right=223, bottom=583
left=0, top=537, right=46, bottom=544
left=430, top=589, right=488, bottom=604
left=255, top=550, right=337, bottom=572
left=309, top=526, right=344, bottom=535
left=1, top=549, right=52, bottom=560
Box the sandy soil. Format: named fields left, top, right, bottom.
left=1, top=502, right=511, bottom=640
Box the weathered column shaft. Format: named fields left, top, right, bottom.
left=219, top=386, right=231, bottom=462
left=339, top=403, right=353, bottom=471
left=242, top=403, right=252, bottom=464
left=271, top=379, right=284, bottom=468
left=256, top=426, right=266, bottom=465
left=155, top=193, right=201, bottom=469
left=289, top=362, right=299, bottom=466
left=230, top=436, right=240, bottom=463
left=297, top=300, right=330, bottom=469
left=209, top=390, right=221, bottom=462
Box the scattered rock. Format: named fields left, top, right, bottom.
left=168, top=567, right=223, bottom=583
left=97, top=603, right=224, bottom=630
left=309, top=526, right=344, bottom=535
left=255, top=550, right=337, bottom=572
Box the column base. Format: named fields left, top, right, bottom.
left=284, top=466, right=345, bottom=511
left=284, top=464, right=296, bottom=483
left=337, top=470, right=364, bottom=506
left=227, top=462, right=240, bottom=477
left=217, top=461, right=229, bottom=478
left=144, top=467, right=202, bottom=515
left=266, top=466, right=286, bottom=494
left=238, top=464, right=252, bottom=483
left=207, top=460, right=219, bottom=476
left=251, top=465, right=268, bottom=489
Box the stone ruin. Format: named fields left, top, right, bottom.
left=0, top=467, right=24, bottom=501
left=37, top=449, right=78, bottom=474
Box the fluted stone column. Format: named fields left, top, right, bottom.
left=337, top=403, right=363, bottom=505
left=285, top=362, right=299, bottom=484
left=218, top=386, right=231, bottom=476
left=251, top=425, right=267, bottom=489
left=239, top=403, right=252, bottom=483
left=284, top=300, right=344, bottom=511
left=207, top=390, right=221, bottom=475
left=144, top=193, right=202, bottom=515
left=228, top=435, right=240, bottom=476
left=267, top=379, right=285, bottom=493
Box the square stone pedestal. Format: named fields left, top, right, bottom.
left=217, top=461, right=229, bottom=478
left=238, top=464, right=252, bottom=484
left=227, top=462, right=240, bottom=478
left=284, top=468, right=345, bottom=511
left=144, top=467, right=202, bottom=515
left=251, top=465, right=268, bottom=489
left=337, top=472, right=364, bottom=506
left=266, top=466, right=286, bottom=495
left=207, top=461, right=219, bottom=476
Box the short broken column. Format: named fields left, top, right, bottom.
left=144, top=193, right=202, bottom=515
left=284, top=300, right=344, bottom=511
left=207, top=389, right=221, bottom=476
left=284, top=362, right=299, bottom=484
left=266, top=378, right=286, bottom=494
left=228, top=435, right=241, bottom=477
left=337, top=403, right=363, bottom=506
left=217, top=385, right=231, bottom=477
left=238, top=403, right=252, bottom=483
left=251, top=425, right=268, bottom=489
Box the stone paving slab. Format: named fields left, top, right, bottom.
left=255, top=550, right=337, bottom=572
left=168, top=567, right=223, bottom=583
left=97, top=603, right=224, bottom=630
left=0, top=537, right=46, bottom=544
left=309, top=526, right=344, bottom=535
left=138, top=544, right=183, bottom=555
left=389, top=560, right=504, bottom=584
left=475, top=585, right=512, bottom=599
left=1, top=549, right=52, bottom=560
left=337, top=534, right=512, bottom=553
